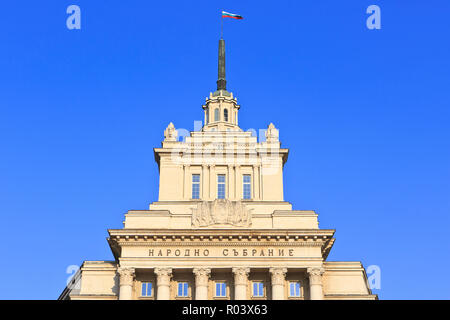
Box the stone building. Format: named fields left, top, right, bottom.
left=59, top=39, right=377, bottom=300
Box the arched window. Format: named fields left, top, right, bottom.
left=224, top=109, right=229, bottom=122
left=206, top=109, right=209, bottom=124
left=214, top=108, right=219, bottom=122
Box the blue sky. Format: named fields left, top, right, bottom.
left=0, top=1, right=449, bottom=299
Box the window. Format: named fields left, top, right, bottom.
left=177, top=282, right=189, bottom=297
left=192, top=174, right=200, bottom=199
left=206, top=109, right=209, bottom=124
left=215, top=282, right=227, bottom=297
left=141, top=282, right=153, bottom=297
left=289, top=282, right=301, bottom=297
left=224, top=109, right=228, bottom=121
left=252, top=282, right=264, bottom=297
left=217, top=174, right=226, bottom=199
left=243, top=175, right=251, bottom=199
left=214, top=108, right=219, bottom=121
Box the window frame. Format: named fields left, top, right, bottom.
left=177, top=282, right=189, bottom=298
left=243, top=174, right=252, bottom=199
left=288, top=281, right=302, bottom=298
left=252, top=281, right=265, bottom=298
left=140, top=282, right=153, bottom=298
left=192, top=174, right=200, bottom=199
left=214, top=108, right=219, bottom=122
left=217, top=174, right=226, bottom=199
left=214, top=281, right=227, bottom=298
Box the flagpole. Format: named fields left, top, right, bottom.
left=220, top=10, right=223, bottom=39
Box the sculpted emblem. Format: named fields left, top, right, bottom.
left=192, top=199, right=252, bottom=227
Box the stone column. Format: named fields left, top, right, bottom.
left=234, top=165, right=238, bottom=199
left=155, top=268, right=172, bottom=300
left=202, top=164, right=207, bottom=199
left=193, top=268, right=211, bottom=300
left=252, top=165, right=256, bottom=199
left=254, top=165, right=260, bottom=200
left=182, top=165, right=186, bottom=200
left=118, top=267, right=135, bottom=300
left=307, top=267, right=325, bottom=300
left=232, top=267, right=250, bottom=300
left=259, top=164, right=264, bottom=200
left=228, top=165, right=232, bottom=199
left=270, top=267, right=287, bottom=300
left=209, top=165, right=215, bottom=199
left=235, top=165, right=240, bottom=199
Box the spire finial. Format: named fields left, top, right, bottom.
left=216, top=39, right=226, bottom=91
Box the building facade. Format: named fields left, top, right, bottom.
left=59, top=39, right=377, bottom=301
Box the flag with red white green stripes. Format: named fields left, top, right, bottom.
left=222, top=11, right=244, bottom=20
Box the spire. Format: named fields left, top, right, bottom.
left=216, top=39, right=226, bottom=91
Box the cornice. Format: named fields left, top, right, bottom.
left=113, top=241, right=325, bottom=247
left=108, top=229, right=335, bottom=237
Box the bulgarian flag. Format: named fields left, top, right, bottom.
left=222, top=11, right=244, bottom=20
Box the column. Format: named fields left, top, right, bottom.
left=254, top=165, right=260, bottom=200
left=232, top=267, right=250, bottom=300
left=235, top=165, right=240, bottom=200
left=209, top=165, right=215, bottom=199
left=155, top=268, right=172, bottom=300
left=202, top=165, right=208, bottom=199
left=182, top=165, right=186, bottom=200
left=252, top=165, right=256, bottom=199
left=259, top=165, right=263, bottom=200
left=234, top=165, right=238, bottom=200
left=307, top=267, right=325, bottom=300
left=184, top=165, right=190, bottom=200
left=118, top=267, right=135, bottom=300
left=193, top=268, right=211, bottom=300
left=228, top=165, right=232, bottom=199
left=270, top=267, right=287, bottom=300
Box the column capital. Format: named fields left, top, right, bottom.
left=155, top=267, right=173, bottom=287
left=232, top=267, right=250, bottom=285
left=118, top=267, right=135, bottom=286
left=193, top=267, right=211, bottom=277
left=155, top=267, right=173, bottom=277
left=193, top=268, right=211, bottom=287
left=269, top=267, right=287, bottom=286
left=307, top=267, right=325, bottom=285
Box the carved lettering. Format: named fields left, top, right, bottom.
left=146, top=247, right=299, bottom=257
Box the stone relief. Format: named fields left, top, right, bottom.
left=192, top=199, right=252, bottom=227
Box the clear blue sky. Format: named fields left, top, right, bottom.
left=0, top=1, right=449, bottom=300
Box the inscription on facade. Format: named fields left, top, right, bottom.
left=149, top=247, right=295, bottom=257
